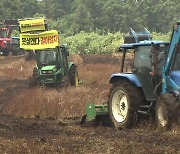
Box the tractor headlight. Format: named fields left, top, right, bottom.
left=41, top=70, right=47, bottom=74
left=3, top=40, right=7, bottom=45
left=47, top=70, right=53, bottom=74
left=3, top=40, right=11, bottom=47
left=41, top=70, right=53, bottom=74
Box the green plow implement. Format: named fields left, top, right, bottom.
left=80, top=104, right=110, bottom=126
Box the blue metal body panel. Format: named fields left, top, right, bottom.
left=170, top=71, right=180, bottom=87
left=109, top=73, right=142, bottom=87
left=162, top=24, right=180, bottom=94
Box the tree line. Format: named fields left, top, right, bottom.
left=0, top=0, right=179, bottom=36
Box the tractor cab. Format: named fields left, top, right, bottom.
left=37, top=45, right=69, bottom=68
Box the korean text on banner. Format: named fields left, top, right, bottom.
left=20, top=30, right=59, bottom=50
left=19, top=18, right=46, bottom=33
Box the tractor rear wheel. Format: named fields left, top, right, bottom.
left=69, top=65, right=79, bottom=86
left=156, top=93, right=179, bottom=131
left=108, top=80, right=143, bottom=130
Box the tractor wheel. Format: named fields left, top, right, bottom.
left=12, top=45, right=18, bottom=56
left=28, top=68, right=38, bottom=88
left=12, top=50, right=18, bottom=56
left=156, top=93, right=179, bottom=131
left=2, top=51, right=9, bottom=56
left=69, top=65, right=79, bottom=86
left=28, top=76, right=38, bottom=88
left=108, top=80, right=143, bottom=130
left=12, top=49, right=25, bottom=56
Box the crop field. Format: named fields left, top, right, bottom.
left=0, top=54, right=179, bottom=154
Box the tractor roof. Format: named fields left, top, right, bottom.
left=120, top=40, right=169, bottom=49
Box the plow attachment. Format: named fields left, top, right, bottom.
left=80, top=104, right=110, bottom=126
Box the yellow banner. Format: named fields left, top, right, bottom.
left=19, top=18, right=46, bottom=33
left=20, top=30, right=59, bottom=50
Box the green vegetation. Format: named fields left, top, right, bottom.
left=0, top=0, right=179, bottom=34
left=0, top=0, right=173, bottom=53
left=62, top=32, right=170, bottom=54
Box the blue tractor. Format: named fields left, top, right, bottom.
left=83, top=25, right=180, bottom=130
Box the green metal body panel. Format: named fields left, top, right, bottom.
left=41, top=65, right=56, bottom=71
left=85, top=104, right=108, bottom=121
left=68, top=61, right=75, bottom=69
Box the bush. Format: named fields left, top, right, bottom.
left=62, top=31, right=170, bottom=54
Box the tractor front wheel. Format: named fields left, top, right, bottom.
left=69, top=65, right=79, bottom=86
left=2, top=51, right=9, bottom=56
left=28, top=76, right=38, bottom=88
left=108, top=81, right=143, bottom=130
left=28, top=68, right=38, bottom=88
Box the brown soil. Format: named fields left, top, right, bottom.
left=0, top=55, right=179, bottom=154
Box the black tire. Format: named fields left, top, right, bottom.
left=108, top=80, right=144, bottom=130
left=2, top=51, right=9, bottom=56
left=12, top=48, right=25, bottom=56
left=95, top=115, right=111, bottom=126
left=12, top=50, right=18, bottom=56
left=25, top=51, right=35, bottom=61
left=28, top=68, right=38, bottom=88
left=12, top=45, right=18, bottom=56
left=69, top=65, right=79, bottom=86
left=80, top=115, right=87, bottom=125
left=28, top=76, right=38, bottom=88
left=156, top=93, right=179, bottom=131
left=19, top=49, right=25, bottom=55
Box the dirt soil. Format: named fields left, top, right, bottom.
left=0, top=55, right=179, bottom=154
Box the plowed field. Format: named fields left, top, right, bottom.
left=0, top=54, right=179, bottom=154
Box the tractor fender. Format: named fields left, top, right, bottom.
left=109, top=73, right=142, bottom=87
left=68, top=62, right=76, bottom=70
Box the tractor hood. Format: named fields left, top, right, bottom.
left=170, top=71, right=180, bottom=87
left=41, top=65, right=56, bottom=71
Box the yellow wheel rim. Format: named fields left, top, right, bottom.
left=75, top=72, right=79, bottom=86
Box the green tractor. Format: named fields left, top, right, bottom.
left=82, top=26, right=180, bottom=130
left=29, top=44, right=79, bottom=88
left=18, top=18, right=79, bottom=88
